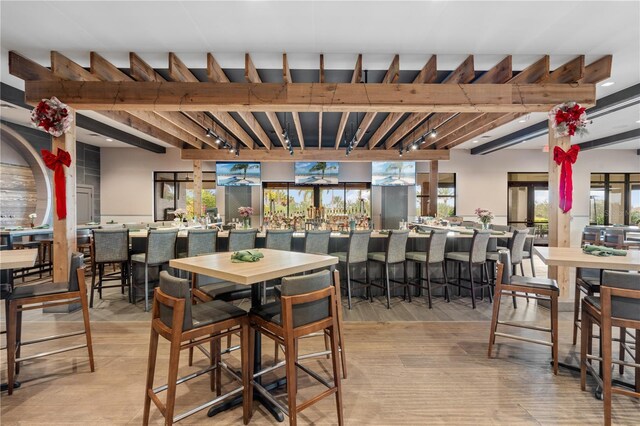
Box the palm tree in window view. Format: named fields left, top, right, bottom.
left=229, top=163, right=259, bottom=184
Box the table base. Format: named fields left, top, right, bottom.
left=0, top=381, right=21, bottom=392
left=207, top=377, right=287, bottom=421
left=554, top=361, right=636, bottom=399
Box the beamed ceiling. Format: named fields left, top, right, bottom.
left=8, top=51, right=611, bottom=161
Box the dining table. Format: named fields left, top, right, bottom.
left=0, top=248, right=38, bottom=391
left=170, top=248, right=338, bottom=421
left=534, top=246, right=639, bottom=395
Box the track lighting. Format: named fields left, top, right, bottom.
left=420, top=136, right=426, bottom=145
left=411, top=142, right=418, bottom=150
left=216, top=137, right=222, bottom=145
left=430, top=129, right=437, bottom=138
left=205, top=128, right=213, bottom=137
left=398, top=145, right=403, bottom=157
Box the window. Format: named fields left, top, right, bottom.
left=590, top=173, right=640, bottom=225
left=507, top=173, right=549, bottom=231
left=153, top=172, right=216, bottom=221
left=263, top=183, right=370, bottom=217
left=415, top=173, right=456, bottom=217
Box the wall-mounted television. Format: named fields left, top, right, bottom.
left=215, top=162, right=261, bottom=186
left=371, top=161, right=416, bottom=186
left=294, top=162, right=339, bottom=184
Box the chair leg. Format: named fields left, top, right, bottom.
left=284, top=334, right=298, bottom=426
left=90, top=261, right=97, bottom=308
left=144, top=264, right=150, bottom=312
left=121, top=262, right=126, bottom=294
left=425, top=263, right=433, bottom=309
left=78, top=276, right=95, bottom=372
left=332, top=282, right=348, bottom=379
left=442, top=262, right=450, bottom=303
left=529, top=256, right=536, bottom=277
left=98, top=264, right=104, bottom=300
left=241, top=322, right=251, bottom=425
left=573, top=284, right=581, bottom=346
left=487, top=281, right=502, bottom=358
left=346, top=264, right=352, bottom=310
left=469, top=264, right=477, bottom=310
left=384, top=263, right=391, bottom=309
left=366, top=263, right=373, bottom=303
left=164, top=336, right=182, bottom=426
left=214, top=338, right=222, bottom=397
left=15, top=310, right=22, bottom=375
left=602, top=315, right=613, bottom=426
left=635, top=329, right=639, bottom=393
left=618, top=327, right=626, bottom=375
left=246, top=326, right=255, bottom=424
left=580, top=306, right=590, bottom=392
left=6, top=300, right=17, bottom=395
left=483, top=264, right=492, bottom=303
left=404, top=261, right=411, bottom=303
left=143, top=326, right=160, bottom=426
left=329, top=322, right=344, bottom=426
left=551, top=294, right=559, bottom=376
left=457, top=262, right=462, bottom=296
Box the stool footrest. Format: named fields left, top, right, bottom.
left=17, top=343, right=87, bottom=362
left=494, top=332, right=552, bottom=347
left=173, top=386, right=243, bottom=423
left=497, top=321, right=552, bottom=333
left=20, top=330, right=86, bottom=346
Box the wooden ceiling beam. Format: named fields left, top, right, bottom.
left=415, top=55, right=513, bottom=149
left=318, top=54, right=324, bottom=150
left=205, top=53, right=271, bottom=149
left=581, top=54, right=613, bottom=84
left=282, top=53, right=305, bottom=150
left=334, top=54, right=362, bottom=149
left=245, top=53, right=287, bottom=150
left=85, top=52, right=205, bottom=149
left=129, top=52, right=238, bottom=149
left=351, top=55, right=399, bottom=149
left=368, top=55, right=437, bottom=149
left=182, top=147, right=450, bottom=162
left=384, top=55, right=475, bottom=149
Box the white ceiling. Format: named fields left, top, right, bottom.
left=1, top=0, right=638, bottom=152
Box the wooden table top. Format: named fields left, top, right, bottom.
left=170, top=249, right=338, bottom=285
left=534, top=247, right=640, bottom=271
left=0, top=249, right=38, bottom=270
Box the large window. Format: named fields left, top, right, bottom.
left=590, top=173, right=640, bottom=225
left=415, top=173, right=456, bottom=217
left=263, top=183, right=371, bottom=216
left=507, top=173, right=549, bottom=233
left=153, top=172, right=216, bottom=221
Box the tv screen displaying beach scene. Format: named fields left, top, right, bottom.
left=294, top=162, right=339, bottom=184
left=371, top=161, right=416, bottom=186
left=215, top=162, right=261, bottom=186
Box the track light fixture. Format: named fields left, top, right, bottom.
left=398, top=145, right=403, bottom=157
left=430, top=129, right=437, bottom=138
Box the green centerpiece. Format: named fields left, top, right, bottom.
left=231, top=250, right=264, bottom=263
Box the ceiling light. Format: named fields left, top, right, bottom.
left=105, top=138, right=113, bottom=142
left=601, top=81, right=615, bottom=87
left=518, top=119, right=527, bottom=123
left=522, top=140, right=527, bottom=143
left=411, top=143, right=418, bottom=150
left=472, top=140, right=479, bottom=144
left=398, top=146, right=403, bottom=157
left=229, top=147, right=234, bottom=153
left=430, top=130, right=437, bottom=138
left=636, top=120, right=640, bottom=124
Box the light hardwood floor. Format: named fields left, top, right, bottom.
left=1, top=270, right=638, bottom=425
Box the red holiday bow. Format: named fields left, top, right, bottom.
left=553, top=145, right=580, bottom=213
left=41, top=149, right=72, bottom=219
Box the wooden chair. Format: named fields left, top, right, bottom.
left=143, top=271, right=250, bottom=426
left=488, top=250, right=559, bottom=375
left=248, top=269, right=344, bottom=426
left=602, top=229, right=628, bottom=250
left=580, top=271, right=640, bottom=426
left=4, top=252, right=94, bottom=395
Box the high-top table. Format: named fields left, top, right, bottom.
left=0, top=248, right=38, bottom=391
left=170, top=249, right=338, bottom=421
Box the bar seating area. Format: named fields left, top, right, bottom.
left=1, top=1, right=639, bottom=425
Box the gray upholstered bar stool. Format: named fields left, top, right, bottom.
left=573, top=267, right=602, bottom=345
left=265, top=229, right=294, bottom=251
left=143, top=271, right=250, bottom=426
left=368, top=230, right=410, bottom=309
left=406, top=229, right=449, bottom=308
left=445, top=229, right=491, bottom=309
left=183, top=229, right=217, bottom=258
left=304, top=230, right=332, bottom=255
left=228, top=229, right=258, bottom=252
left=90, top=229, right=131, bottom=307
left=488, top=250, right=559, bottom=374
left=330, top=230, right=371, bottom=310
left=487, top=228, right=529, bottom=308
left=131, top=229, right=179, bottom=311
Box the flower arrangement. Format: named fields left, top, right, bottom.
left=30, top=97, right=73, bottom=137
left=173, top=208, right=187, bottom=220
left=238, top=207, right=254, bottom=218
left=28, top=212, right=37, bottom=227
left=549, top=102, right=589, bottom=137
left=475, top=208, right=494, bottom=228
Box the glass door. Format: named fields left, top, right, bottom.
left=508, top=183, right=549, bottom=232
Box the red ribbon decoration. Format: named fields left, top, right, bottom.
left=41, top=149, right=72, bottom=219
left=553, top=145, right=580, bottom=213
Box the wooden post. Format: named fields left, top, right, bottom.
left=547, top=121, right=571, bottom=299
left=428, top=160, right=439, bottom=216
left=52, top=109, right=77, bottom=282
left=193, top=160, right=202, bottom=217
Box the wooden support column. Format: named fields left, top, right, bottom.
left=428, top=160, right=439, bottom=216
left=547, top=121, right=571, bottom=299
left=193, top=160, right=203, bottom=217
left=52, top=109, right=77, bottom=282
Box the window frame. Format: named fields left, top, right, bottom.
left=589, top=172, right=638, bottom=225
left=153, top=171, right=216, bottom=221
left=415, top=173, right=457, bottom=216
left=262, top=182, right=371, bottom=216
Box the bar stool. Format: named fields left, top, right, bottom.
left=181, top=229, right=217, bottom=258
left=572, top=267, right=602, bottom=345
left=90, top=229, right=131, bottom=307
left=445, top=229, right=492, bottom=309
left=330, top=230, right=371, bottom=310
left=131, top=229, right=179, bottom=312
left=304, top=230, right=332, bottom=255
left=487, top=250, right=559, bottom=375
left=228, top=229, right=258, bottom=252
left=5, top=252, right=94, bottom=395
left=143, top=271, right=250, bottom=426
left=265, top=229, right=294, bottom=251
left=367, top=230, right=410, bottom=309
left=248, top=269, right=344, bottom=426
left=602, top=229, right=628, bottom=249
left=582, top=229, right=601, bottom=246
left=406, top=229, right=449, bottom=308
left=580, top=271, right=640, bottom=426
left=487, top=228, right=529, bottom=308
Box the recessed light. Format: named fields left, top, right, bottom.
left=105, top=138, right=113, bottom=142
left=636, top=119, right=640, bottom=124
left=472, top=140, right=479, bottom=144
left=522, top=140, right=527, bottom=143
left=601, top=81, right=615, bottom=87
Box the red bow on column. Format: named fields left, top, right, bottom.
left=553, top=145, right=580, bottom=213
left=41, top=149, right=72, bottom=219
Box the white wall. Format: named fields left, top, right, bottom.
left=101, top=147, right=639, bottom=245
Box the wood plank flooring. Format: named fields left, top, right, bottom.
left=1, top=272, right=638, bottom=425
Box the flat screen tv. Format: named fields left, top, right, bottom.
left=215, top=162, right=261, bottom=186
left=371, top=161, right=416, bottom=186
left=294, top=162, right=339, bottom=184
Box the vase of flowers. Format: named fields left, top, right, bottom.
left=475, top=208, right=494, bottom=230
left=238, top=206, right=254, bottom=229
left=28, top=212, right=37, bottom=228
